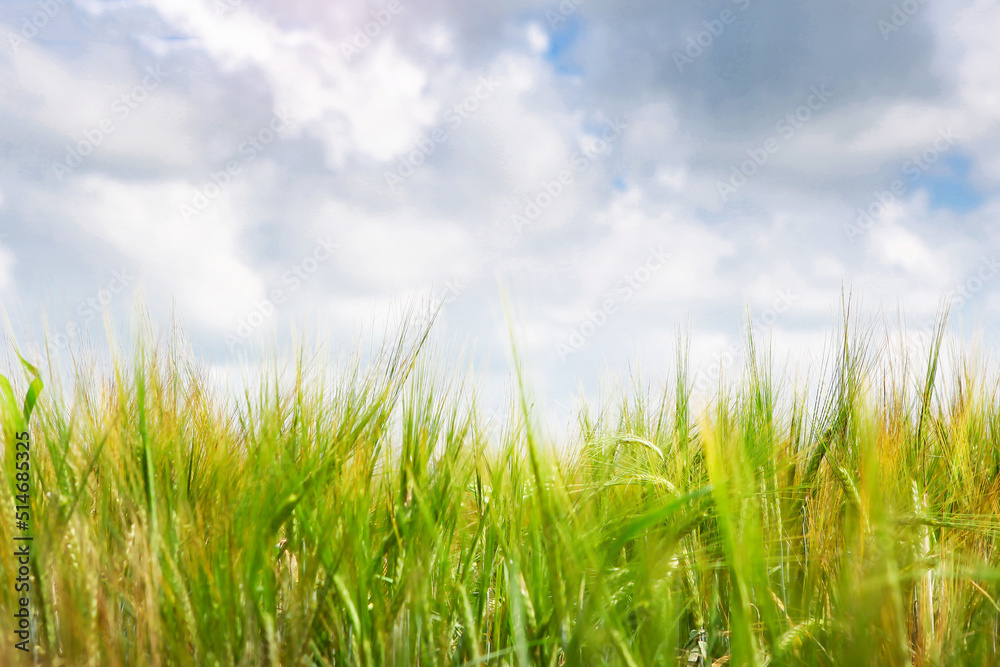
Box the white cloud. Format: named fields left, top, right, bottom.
left=315, top=201, right=481, bottom=290
left=2, top=46, right=125, bottom=137
left=526, top=23, right=549, bottom=54
left=483, top=56, right=576, bottom=192
left=950, top=0, right=1000, bottom=124
left=845, top=104, right=957, bottom=158
left=589, top=190, right=737, bottom=303
left=420, top=24, right=455, bottom=56
left=2, top=42, right=199, bottom=169
left=3, top=0, right=1000, bottom=416
left=146, top=0, right=441, bottom=166
left=813, top=255, right=845, bottom=280
left=66, top=175, right=266, bottom=331
left=870, top=222, right=945, bottom=284
left=0, top=242, right=13, bottom=291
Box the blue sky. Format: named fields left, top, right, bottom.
left=2, top=0, right=1000, bottom=417
left=922, top=154, right=984, bottom=212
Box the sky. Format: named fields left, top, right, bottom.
left=1, top=0, right=999, bottom=422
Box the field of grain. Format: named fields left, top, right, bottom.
left=2, top=310, right=999, bottom=666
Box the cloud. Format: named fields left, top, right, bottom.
left=0, top=242, right=13, bottom=291
left=315, top=200, right=482, bottom=291
left=143, top=0, right=442, bottom=167
left=67, top=175, right=266, bottom=331
left=1, top=0, right=999, bottom=414
left=1, top=42, right=198, bottom=174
